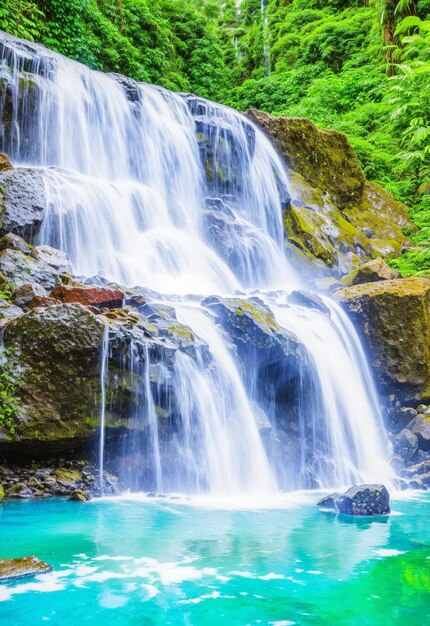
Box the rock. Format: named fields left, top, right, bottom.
left=0, top=167, right=46, bottom=239
left=407, top=415, right=430, bottom=451
left=408, top=477, right=425, bottom=489
left=247, top=110, right=412, bottom=273
left=420, top=472, right=430, bottom=487
left=341, top=258, right=400, bottom=287
left=31, top=245, right=72, bottom=274
left=185, top=96, right=256, bottom=194
left=417, top=404, right=428, bottom=413
left=0, top=556, right=52, bottom=581
left=53, top=468, right=82, bottom=483
left=0, top=232, right=31, bottom=254
left=0, top=299, right=23, bottom=320
left=0, top=153, right=13, bottom=173
left=392, top=407, right=417, bottom=430
left=12, top=283, right=48, bottom=308
left=287, top=290, right=330, bottom=315
left=68, top=489, right=90, bottom=502
left=51, top=284, right=125, bottom=309
left=0, top=484, right=4, bottom=500
left=406, top=459, right=430, bottom=476
left=316, top=492, right=339, bottom=510
left=1, top=304, right=106, bottom=449
left=337, top=277, right=430, bottom=405
left=335, top=484, right=390, bottom=516
left=395, top=429, right=418, bottom=462
left=247, top=110, right=365, bottom=208
left=27, top=295, right=60, bottom=310
left=0, top=248, right=61, bottom=291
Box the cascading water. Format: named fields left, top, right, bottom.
left=0, top=31, right=394, bottom=494
left=261, top=0, right=271, bottom=75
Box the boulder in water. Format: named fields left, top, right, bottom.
left=51, top=284, right=125, bottom=309
left=318, top=484, right=390, bottom=516
left=316, top=492, right=339, bottom=511
left=0, top=556, right=52, bottom=581
left=68, top=489, right=90, bottom=502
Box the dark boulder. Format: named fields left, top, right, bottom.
left=316, top=492, right=339, bottom=511
left=336, top=484, right=390, bottom=516
left=407, top=414, right=430, bottom=451
left=318, top=484, right=390, bottom=515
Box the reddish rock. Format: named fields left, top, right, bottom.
left=0, top=153, right=13, bottom=173
left=27, top=295, right=61, bottom=310
left=51, top=284, right=125, bottom=309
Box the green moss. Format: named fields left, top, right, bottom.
left=0, top=346, right=20, bottom=439
left=52, top=468, right=81, bottom=483
left=286, top=205, right=336, bottom=266
left=224, top=298, right=281, bottom=335
left=167, top=324, right=194, bottom=341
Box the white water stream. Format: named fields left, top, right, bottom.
left=0, top=31, right=393, bottom=494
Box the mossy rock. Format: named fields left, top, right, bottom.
left=248, top=110, right=413, bottom=274
left=52, top=468, right=82, bottom=483
left=0, top=248, right=60, bottom=291
left=341, top=258, right=400, bottom=287
left=0, top=556, right=52, bottom=581
left=247, top=109, right=365, bottom=208
left=336, top=277, right=430, bottom=403
left=1, top=303, right=106, bottom=447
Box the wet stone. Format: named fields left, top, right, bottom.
left=0, top=556, right=52, bottom=581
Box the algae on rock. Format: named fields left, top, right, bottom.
left=336, top=277, right=430, bottom=404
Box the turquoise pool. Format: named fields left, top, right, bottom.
left=0, top=492, right=429, bottom=625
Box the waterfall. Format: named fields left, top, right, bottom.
left=261, top=0, right=271, bottom=75
left=0, top=31, right=394, bottom=494
left=98, top=323, right=110, bottom=495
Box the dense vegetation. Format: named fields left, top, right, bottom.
left=0, top=0, right=429, bottom=273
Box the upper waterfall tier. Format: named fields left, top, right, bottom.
left=0, top=31, right=294, bottom=295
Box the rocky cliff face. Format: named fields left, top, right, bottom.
left=247, top=109, right=412, bottom=279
